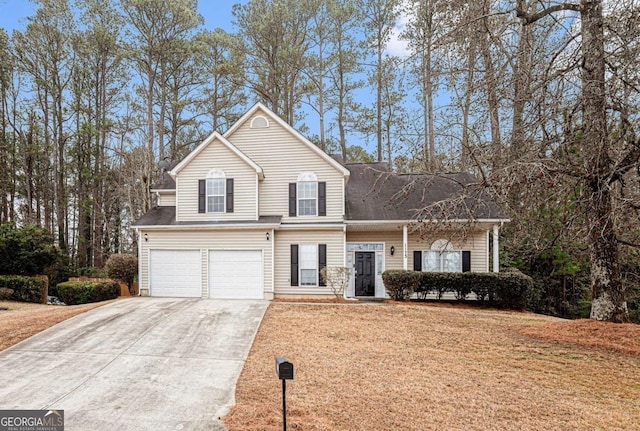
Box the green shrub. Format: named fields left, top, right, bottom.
left=56, top=281, right=119, bottom=305
left=0, top=287, right=14, bottom=300
left=408, top=270, right=534, bottom=309
left=105, top=254, right=138, bottom=295
left=78, top=267, right=108, bottom=278
left=382, top=270, right=421, bottom=300
left=0, top=275, right=47, bottom=303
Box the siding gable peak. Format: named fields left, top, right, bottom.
left=223, top=102, right=351, bottom=179
left=170, top=131, right=264, bottom=180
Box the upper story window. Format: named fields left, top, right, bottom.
left=206, top=169, right=226, bottom=213
left=250, top=116, right=269, bottom=128
left=289, top=173, right=326, bottom=217
left=297, top=172, right=317, bottom=216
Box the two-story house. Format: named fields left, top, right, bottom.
left=133, top=103, right=508, bottom=299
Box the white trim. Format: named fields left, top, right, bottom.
left=493, top=224, right=499, bottom=273
left=175, top=177, right=180, bottom=222
left=486, top=230, right=490, bottom=272
left=137, top=228, right=142, bottom=296
left=342, top=225, right=347, bottom=299
left=347, top=242, right=386, bottom=298
left=402, top=225, right=408, bottom=270
left=279, top=223, right=344, bottom=230
left=299, top=243, right=320, bottom=287
left=170, top=131, right=264, bottom=180
left=255, top=175, right=259, bottom=221
left=223, top=102, right=350, bottom=178
left=346, top=219, right=511, bottom=225
left=133, top=223, right=282, bottom=230
left=271, top=228, right=275, bottom=293
left=150, top=189, right=175, bottom=193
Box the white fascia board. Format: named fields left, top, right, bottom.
left=223, top=102, right=350, bottom=179
left=345, top=218, right=511, bottom=225
left=133, top=223, right=282, bottom=230
left=150, top=189, right=176, bottom=193
left=278, top=223, right=345, bottom=231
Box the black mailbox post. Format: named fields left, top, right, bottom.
left=275, top=357, right=294, bottom=431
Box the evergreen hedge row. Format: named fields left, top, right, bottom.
left=382, top=270, right=534, bottom=310
left=0, top=275, right=47, bottom=303
left=56, top=281, right=120, bottom=305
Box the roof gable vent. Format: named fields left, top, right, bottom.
left=250, top=115, right=269, bottom=129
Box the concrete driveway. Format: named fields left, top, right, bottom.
left=0, top=298, right=268, bottom=430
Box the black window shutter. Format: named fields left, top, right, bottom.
left=462, top=251, right=471, bottom=272
left=318, top=182, right=326, bottom=216
left=318, top=244, right=327, bottom=286
left=198, top=179, right=206, bottom=213
left=290, top=244, right=299, bottom=286
left=289, top=183, right=297, bottom=217
left=413, top=251, right=422, bottom=271
left=226, top=178, right=234, bottom=213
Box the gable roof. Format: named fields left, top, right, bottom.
left=344, top=163, right=507, bottom=222
left=223, top=102, right=351, bottom=178
left=170, top=131, right=264, bottom=180
left=151, top=159, right=179, bottom=190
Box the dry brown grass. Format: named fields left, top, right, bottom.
left=225, top=303, right=640, bottom=431
left=0, top=300, right=115, bottom=351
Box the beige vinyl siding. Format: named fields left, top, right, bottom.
left=347, top=229, right=488, bottom=272
left=157, top=192, right=176, bottom=207
left=139, top=229, right=273, bottom=298
left=408, top=230, right=488, bottom=272
left=176, top=137, right=257, bottom=221
left=274, top=229, right=344, bottom=296
left=227, top=111, right=344, bottom=223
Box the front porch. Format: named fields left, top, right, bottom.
left=344, top=222, right=503, bottom=299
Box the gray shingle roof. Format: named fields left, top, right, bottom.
left=132, top=206, right=282, bottom=227
left=344, top=163, right=506, bottom=221
left=151, top=160, right=180, bottom=190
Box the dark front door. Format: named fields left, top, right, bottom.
left=355, top=252, right=375, bottom=296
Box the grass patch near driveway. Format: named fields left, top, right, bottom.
left=0, top=300, right=116, bottom=351
left=225, top=303, right=640, bottom=431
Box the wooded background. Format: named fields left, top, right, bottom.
left=0, top=0, right=638, bottom=321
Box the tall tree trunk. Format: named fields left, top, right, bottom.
left=581, top=0, right=627, bottom=322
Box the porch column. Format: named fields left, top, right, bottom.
left=492, top=224, right=499, bottom=273
left=403, top=224, right=408, bottom=270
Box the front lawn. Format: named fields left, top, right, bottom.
left=0, top=300, right=116, bottom=351
left=225, top=303, right=640, bottom=431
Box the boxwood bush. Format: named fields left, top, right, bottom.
left=386, top=270, right=534, bottom=309
left=382, top=270, right=421, bottom=300
left=0, top=275, right=47, bottom=303
left=56, top=281, right=120, bottom=305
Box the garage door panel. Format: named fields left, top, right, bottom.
left=209, top=250, right=262, bottom=299
left=150, top=250, right=201, bottom=297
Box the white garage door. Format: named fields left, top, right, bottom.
left=209, top=250, right=263, bottom=299
left=150, top=250, right=201, bottom=297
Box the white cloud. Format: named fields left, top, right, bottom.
left=385, top=9, right=411, bottom=58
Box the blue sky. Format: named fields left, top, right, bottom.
left=0, top=0, right=409, bottom=155
left=0, top=0, right=245, bottom=33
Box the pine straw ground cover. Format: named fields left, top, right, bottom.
left=225, top=303, right=640, bottom=431
left=0, top=300, right=115, bottom=351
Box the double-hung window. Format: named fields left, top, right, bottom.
left=207, top=178, right=225, bottom=213
left=289, top=172, right=326, bottom=217
left=299, top=244, right=318, bottom=286
left=297, top=182, right=317, bottom=216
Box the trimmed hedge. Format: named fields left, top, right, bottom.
left=56, top=281, right=120, bottom=305
left=382, top=270, right=421, bottom=300
left=0, top=275, right=47, bottom=303
left=383, top=270, right=534, bottom=310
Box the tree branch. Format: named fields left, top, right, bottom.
left=516, top=2, right=583, bottom=25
